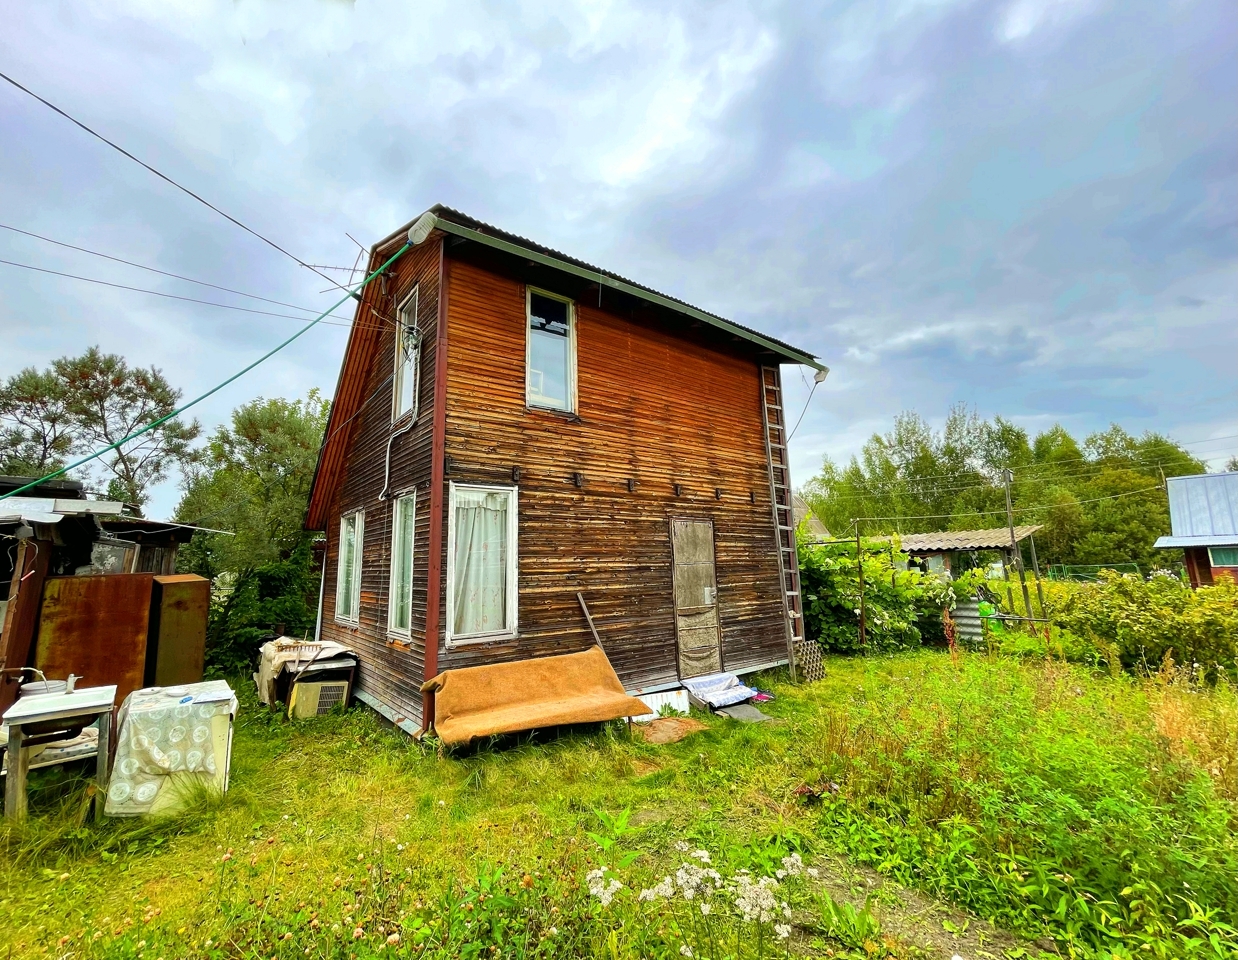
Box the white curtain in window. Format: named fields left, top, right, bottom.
left=338, top=513, right=360, bottom=620
left=451, top=489, right=510, bottom=636
left=390, top=496, right=415, bottom=631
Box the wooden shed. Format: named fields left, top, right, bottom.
left=1154, top=471, right=1238, bottom=587
left=304, top=206, right=825, bottom=734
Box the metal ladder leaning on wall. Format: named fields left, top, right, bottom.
left=759, top=367, right=824, bottom=682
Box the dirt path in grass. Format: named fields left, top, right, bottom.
left=803, top=854, right=1057, bottom=959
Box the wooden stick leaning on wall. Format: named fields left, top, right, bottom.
left=577, top=593, right=605, bottom=651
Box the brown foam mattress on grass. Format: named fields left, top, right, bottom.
left=420, top=646, right=650, bottom=746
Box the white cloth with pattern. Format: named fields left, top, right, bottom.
left=105, top=680, right=237, bottom=817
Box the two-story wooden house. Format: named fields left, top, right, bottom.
left=305, top=207, right=825, bottom=734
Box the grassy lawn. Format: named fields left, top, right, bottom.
left=2, top=650, right=1235, bottom=960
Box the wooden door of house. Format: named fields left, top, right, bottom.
left=670, top=518, right=723, bottom=678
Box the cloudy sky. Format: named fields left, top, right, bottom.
left=2, top=0, right=1235, bottom=520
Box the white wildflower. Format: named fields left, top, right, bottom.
left=775, top=923, right=792, bottom=940
left=690, top=849, right=712, bottom=864
left=674, top=841, right=691, bottom=852
left=775, top=869, right=787, bottom=879
left=587, top=867, right=623, bottom=906
left=639, top=876, right=674, bottom=902
left=806, top=868, right=820, bottom=878
left=700, top=902, right=711, bottom=916
left=734, top=875, right=781, bottom=923
left=680, top=946, right=693, bottom=958
left=674, top=863, right=723, bottom=901
left=780, top=853, right=805, bottom=877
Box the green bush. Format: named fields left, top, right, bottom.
left=798, top=536, right=963, bottom=653
left=1040, top=571, right=1238, bottom=676
left=199, top=539, right=320, bottom=676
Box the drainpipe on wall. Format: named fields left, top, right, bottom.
left=420, top=238, right=451, bottom=735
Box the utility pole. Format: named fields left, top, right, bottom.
left=855, top=520, right=866, bottom=648
left=1004, top=468, right=1034, bottom=623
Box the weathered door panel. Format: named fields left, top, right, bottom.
left=670, top=518, right=723, bottom=678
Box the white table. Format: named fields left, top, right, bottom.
left=2, top=685, right=116, bottom=820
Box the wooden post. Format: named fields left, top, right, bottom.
left=3, top=723, right=29, bottom=820
left=94, top=709, right=112, bottom=820
left=856, top=522, right=867, bottom=648
left=1003, top=469, right=1034, bottom=624
left=1029, top=533, right=1046, bottom=615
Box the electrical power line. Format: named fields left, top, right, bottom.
left=0, top=222, right=352, bottom=318
left=847, top=484, right=1165, bottom=526
left=0, top=256, right=385, bottom=330
left=813, top=450, right=1238, bottom=504
left=813, top=436, right=1238, bottom=500
left=178, top=373, right=398, bottom=530
left=0, top=69, right=357, bottom=299
left=0, top=240, right=411, bottom=502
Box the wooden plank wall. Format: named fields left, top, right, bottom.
left=436, top=258, right=788, bottom=690
left=317, top=239, right=442, bottom=727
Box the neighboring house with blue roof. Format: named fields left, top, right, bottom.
left=1153, top=471, right=1238, bottom=587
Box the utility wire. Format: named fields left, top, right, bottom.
left=0, top=70, right=356, bottom=299
left=786, top=380, right=819, bottom=443
left=813, top=448, right=1238, bottom=503
left=847, top=484, right=1165, bottom=525
left=814, top=432, right=1238, bottom=490
left=815, top=436, right=1238, bottom=498
left=0, top=241, right=411, bottom=503
left=178, top=372, right=397, bottom=530
left=0, top=256, right=364, bottom=328
left=0, top=222, right=352, bottom=318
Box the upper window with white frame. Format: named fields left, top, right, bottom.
left=446, top=483, right=518, bottom=644
left=1210, top=546, right=1238, bottom=568
left=526, top=289, right=576, bottom=413
left=336, top=510, right=364, bottom=623
left=393, top=286, right=421, bottom=422
left=388, top=494, right=416, bottom=635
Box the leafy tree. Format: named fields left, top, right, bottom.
left=0, top=347, right=200, bottom=507
left=0, top=366, right=74, bottom=475
left=803, top=411, right=1207, bottom=571
left=176, top=391, right=329, bottom=673
left=1226, top=455, right=1238, bottom=472
left=54, top=347, right=200, bottom=508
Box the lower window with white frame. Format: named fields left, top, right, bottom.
left=388, top=494, right=416, bottom=635
left=446, top=483, right=518, bottom=644
left=336, top=510, right=364, bottom=623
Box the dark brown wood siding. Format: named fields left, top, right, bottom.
left=435, top=257, right=788, bottom=690
left=318, top=239, right=442, bottom=726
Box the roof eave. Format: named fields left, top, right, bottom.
left=376, top=208, right=823, bottom=370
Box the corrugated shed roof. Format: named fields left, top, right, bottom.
left=427, top=206, right=818, bottom=366
left=1164, top=471, right=1238, bottom=541
left=792, top=494, right=830, bottom=537
left=894, top=525, right=1042, bottom=552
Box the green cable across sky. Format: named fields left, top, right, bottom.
left=0, top=241, right=410, bottom=504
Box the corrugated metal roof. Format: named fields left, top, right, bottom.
left=894, top=525, right=1043, bottom=552
left=0, top=497, right=125, bottom=524
left=1154, top=534, right=1238, bottom=549
left=406, top=206, right=820, bottom=368
left=1165, top=471, right=1238, bottom=541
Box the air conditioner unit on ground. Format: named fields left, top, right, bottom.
left=288, top=680, right=350, bottom=718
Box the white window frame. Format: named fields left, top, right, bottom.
left=445, top=482, right=519, bottom=647
left=392, top=286, right=421, bottom=423
left=525, top=286, right=577, bottom=414
left=335, top=509, right=364, bottom=625
left=387, top=493, right=417, bottom=637
left=1209, top=546, right=1238, bottom=567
